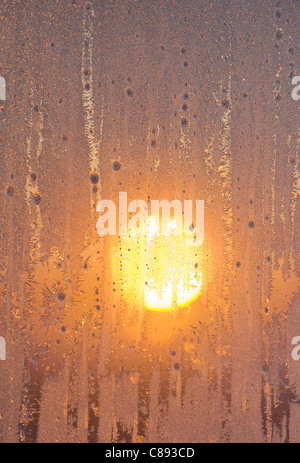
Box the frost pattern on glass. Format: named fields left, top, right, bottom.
left=0, top=0, right=300, bottom=443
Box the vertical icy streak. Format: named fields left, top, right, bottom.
left=217, top=72, right=233, bottom=442
left=204, top=136, right=216, bottom=205
left=153, top=123, right=161, bottom=173
left=81, top=2, right=102, bottom=200
left=19, top=96, right=44, bottom=442
left=260, top=66, right=282, bottom=442
left=25, top=99, right=44, bottom=237
left=289, top=129, right=300, bottom=269
left=179, top=102, right=192, bottom=169
left=270, top=69, right=281, bottom=262
left=218, top=74, right=233, bottom=303
left=24, top=96, right=44, bottom=290
left=81, top=5, right=106, bottom=440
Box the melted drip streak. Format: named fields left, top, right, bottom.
left=81, top=4, right=102, bottom=201
left=218, top=73, right=233, bottom=302
left=289, top=128, right=300, bottom=270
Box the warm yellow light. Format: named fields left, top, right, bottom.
left=116, top=216, right=202, bottom=311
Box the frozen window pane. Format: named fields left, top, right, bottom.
left=0, top=0, right=300, bottom=444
